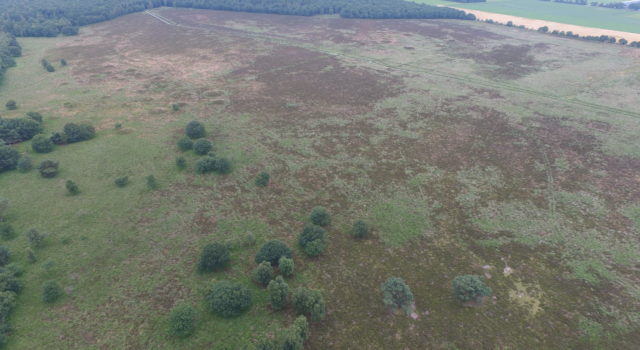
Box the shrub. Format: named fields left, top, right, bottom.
left=177, top=136, right=193, bottom=151
left=298, top=224, right=326, bottom=257
left=243, top=232, right=256, bottom=247
left=0, top=199, right=8, bottom=220
left=267, top=276, right=289, bottom=310
left=0, top=224, right=15, bottom=240
left=63, top=123, right=95, bottom=143
left=26, top=112, right=43, bottom=123
left=0, top=291, right=16, bottom=321
left=452, top=275, right=492, bottom=303
left=176, top=156, right=186, bottom=170
left=292, top=315, right=310, bottom=342
left=351, top=220, right=370, bottom=239
left=167, top=303, right=196, bottom=338
left=255, top=172, right=270, bottom=187
left=26, top=249, right=36, bottom=264
left=253, top=261, right=274, bottom=286
left=292, top=287, right=326, bottom=321
left=255, top=240, right=292, bottom=265
left=49, top=132, right=67, bottom=145
left=0, top=269, right=22, bottom=294
left=278, top=256, right=294, bottom=277
left=0, top=117, right=42, bottom=143
left=198, top=243, right=230, bottom=272
left=0, top=247, right=9, bottom=267
left=5, top=263, right=23, bottom=277
left=206, top=280, right=252, bottom=318
left=195, top=156, right=216, bottom=174
left=302, top=239, right=326, bottom=257
left=31, top=135, right=54, bottom=153
left=185, top=120, right=206, bottom=139
left=0, top=146, right=20, bottom=173
left=17, top=156, right=32, bottom=172
left=5, top=101, right=16, bottom=110
left=114, top=176, right=129, bottom=187
left=26, top=228, right=44, bottom=248
left=381, top=277, right=414, bottom=314
left=212, top=157, right=231, bottom=174
left=60, top=58, right=68, bottom=66
left=114, top=122, right=122, bottom=130
left=193, top=139, right=212, bottom=155
left=146, top=175, right=158, bottom=190
left=38, top=160, right=59, bottom=178
left=66, top=180, right=79, bottom=195
left=309, top=206, right=330, bottom=226
left=42, top=280, right=62, bottom=303
left=171, top=103, right=180, bottom=112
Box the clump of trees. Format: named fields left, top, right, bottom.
left=0, top=116, right=42, bottom=144
left=452, top=275, right=492, bottom=303
left=0, top=146, right=20, bottom=173
left=381, top=277, right=414, bottom=314
left=167, top=303, right=196, bottom=338
left=292, top=287, right=326, bottom=321
left=206, top=280, right=252, bottom=318
left=31, top=135, right=53, bottom=153
left=195, top=156, right=231, bottom=174
left=298, top=224, right=327, bottom=257
left=0, top=32, right=21, bottom=82
left=62, top=123, right=95, bottom=143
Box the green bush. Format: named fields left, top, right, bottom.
left=171, top=103, right=180, bottom=112
left=292, top=287, right=325, bottom=321
left=278, top=256, right=294, bottom=277
left=381, top=277, right=414, bottom=314
left=298, top=224, right=326, bottom=257
left=26, top=249, right=36, bottom=264
left=63, top=123, right=95, bottom=143
left=452, top=275, right=492, bottom=303
left=309, top=206, right=330, bottom=226
left=175, top=156, right=186, bottom=170
left=253, top=261, right=274, bottom=286
left=16, top=156, right=32, bottom=172
left=0, top=146, right=20, bottom=173
left=0, top=223, right=15, bottom=241
left=193, top=139, right=212, bottom=155
left=195, top=156, right=216, bottom=174
left=146, top=175, right=158, bottom=190
left=302, top=239, right=326, bottom=257
left=42, top=280, right=62, bottom=303
left=243, top=232, right=256, bottom=247
left=0, top=117, right=42, bottom=143
left=185, top=120, right=206, bottom=139
left=255, top=172, right=270, bottom=187
left=49, top=132, right=67, bottom=145
left=255, top=240, right=292, bottom=265
left=206, top=280, right=252, bottom=318
left=212, top=157, right=231, bottom=174
left=0, top=269, right=22, bottom=294
left=0, top=291, right=16, bottom=321
left=31, top=135, right=53, bottom=153
left=114, top=176, right=129, bottom=187
left=38, top=160, right=59, bottom=178
left=167, top=303, right=196, bottom=338
left=351, top=220, right=370, bottom=239
left=267, top=276, right=288, bottom=310
left=198, top=243, right=230, bottom=272
left=26, top=112, right=43, bottom=123
left=177, top=136, right=193, bottom=151
left=26, top=228, right=44, bottom=249
left=4, top=101, right=16, bottom=110
left=65, top=180, right=79, bottom=195
left=0, top=247, right=9, bottom=267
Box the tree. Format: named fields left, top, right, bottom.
left=4, top=101, right=16, bottom=110
left=63, top=123, right=95, bottom=143
left=114, top=176, right=129, bottom=187
left=278, top=256, right=294, bottom=277
left=267, top=276, right=289, bottom=310
left=298, top=224, right=326, bottom=257
left=253, top=261, right=274, bottom=286
left=452, top=275, right=492, bottom=303
left=0, top=146, right=19, bottom=173
left=65, top=180, right=79, bottom=195
left=198, top=243, right=230, bottom=272
left=42, top=280, right=62, bottom=303
left=292, top=287, right=326, bottom=321
left=185, top=120, right=206, bottom=139
left=193, top=138, right=212, bottom=155
left=26, top=228, right=44, bottom=248
left=31, top=135, right=53, bottom=153
left=255, top=172, right=270, bottom=187
left=351, top=220, right=370, bottom=239
left=38, top=160, right=59, bottom=178
left=167, top=303, right=196, bottom=338
left=176, top=156, right=186, bottom=169
left=206, top=280, right=252, bottom=318
left=309, top=206, right=330, bottom=226
left=0, top=247, right=9, bottom=267
left=255, top=240, right=292, bottom=265
left=177, top=136, right=193, bottom=151
left=381, top=277, right=414, bottom=314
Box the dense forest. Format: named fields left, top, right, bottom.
left=0, top=32, right=21, bottom=82
left=0, top=0, right=474, bottom=37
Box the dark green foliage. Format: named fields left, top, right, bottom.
left=114, top=122, right=122, bottom=130
left=255, top=240, right=292, bottom=265
left=0, top=32, right=21, bottom=82
left=171, top=103, right=180, bottom=112
left=195, top=156, right=231, bottom=174
left=351, top=220, right=370, bottom=239
left=243, top=232, right=256, bottom=247
left=193, top=138, right=212, bottom=155
left=309, top=206, right=330, bottom=226
left=206, top=280, right=252, bottom=318
left=146, top=175, right=158, bottom=190
left=4, top=264, right=23, bottom=277
left=267, top=276, right=288, bottom=310
left=0, top=247, right=9, bottom=267
left=382, top=277, right=414, bottom=313
left=63, top=123, right=95, bottom=143
left=0, top=199, right=7, bottom=220
left=114, top=176, right=129, bottom=187
left=4, top=101, right=16, bottom=110
left=61, top=27, right=78, bottom=36
left=26, top=228, right=44, bottom=249
left=278, top=256, right=294, bottom=277
left=26, top=249, right=36, bottom=264
left=177, top=136, right=193, bottom=151
left=0, top=117, right=42, bottom=144
left=16, top=156, right=31, bottom=172
left=298, top=224, right=327, bottom=257
left=0, top=223, right=15, bottom=240
left=42, top=280, right=62, bottom=303
left=0, top=268, right=22, bottom=294
left=26, top=112, right=43, bottom=123
left=31, top=135, right=53, bottom=153
left=0, top=146, right=19, bottom=173
left=60, top=58, right=67, bottom=66
left=185, top=120, right=205, bottom=139
left=167, top=303, right=196, bottom=338
left=212, top=157, right=231, bottom=174
left=41, top=59, right=54, bottom=72
left=65, top=180, right=79, bottom=195
left=175, top=156, right=186, bottom=170
left=198, top=243, right=230, bottom=272
left=253, top=261, right=274, bottom=286
left=452, top=275, right=492, bottom=303
left=255, top=171, right=270, bottom=187
left=38, top=159, right=59, bottom=178
left=49, top=132, right=67, bottom=145
left=292, top=287, right=326, bottom=321
left=262, top=315, right=310, bottom=350
left=0, top=291, right=16, bottom=322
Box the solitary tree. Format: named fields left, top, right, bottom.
left=198, top=243, right=230, bottom=272
left=167, top=303, right=196, bottom=338
left=206, top=280, right=252, bottom=318
left=381, top=277, right=414, bottom=314
left=255, top=172, right=270, bottom=187
left=452, top=275, right=492, bottom=303
left=278, top=256, right=294, bottom=277
left=5, top=100, right=17, bottom=110
left=267, top=276, right=289, bottom=310
left=309, top=206, right=330, bottom=226
left=253, top=261, right=274, bottom=286
left=65, top=180, right=79, bottom=195
left=351, top=220, right=370, bottom=239
left=31, top=135, right=54, bottom=153
left=42, top=280, right=62, bottom=303
left=185, top=120, right=206, bottom=139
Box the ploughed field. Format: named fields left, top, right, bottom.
left=1, top=7, right=639, bottom=349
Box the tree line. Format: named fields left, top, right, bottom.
left=539, top=0, right=640, bottom=10
left=0, top=32, right=21, bottom=82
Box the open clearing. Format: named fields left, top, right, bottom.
left=1, top=7, right=639, bottom=349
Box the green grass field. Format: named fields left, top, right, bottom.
left=0, top=8, right=639, bottom=349
left=417, top=0, right=640, bottom=33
